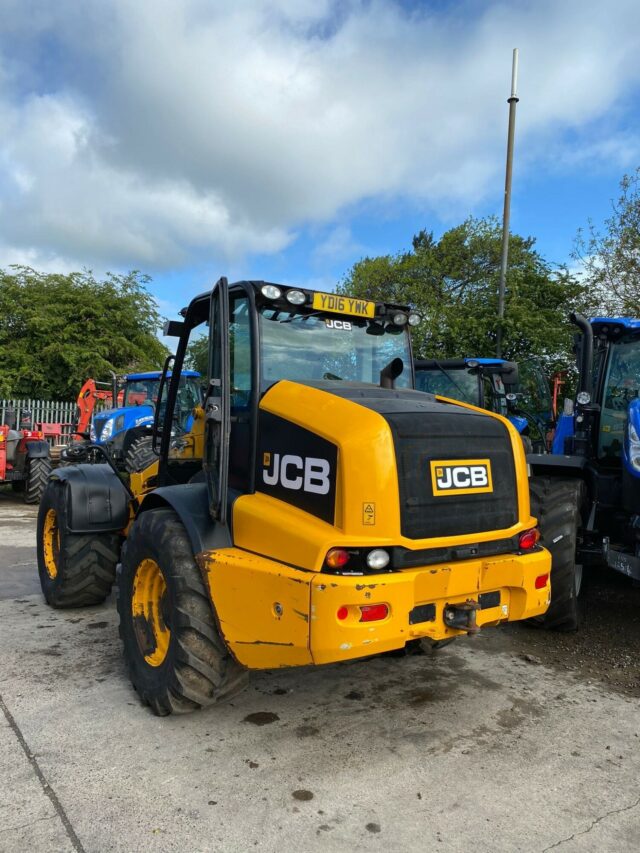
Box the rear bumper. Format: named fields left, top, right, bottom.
left=309, top=548, right=550, bottom=664
left=201, top=546, right=551, bottom=669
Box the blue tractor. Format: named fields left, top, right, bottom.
left=415, top=357, right=553, bottom=453
left=527, top=313, right=640, bottom=631
left=90, top=370, right=202, bottom=472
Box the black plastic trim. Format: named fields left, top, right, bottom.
left=479, top=591, right=501, bottom=609
left=51, top=464, right=130, bottom=533
left=409, top=603, right=436, bottom=624
left=392, top=535, right=520, bottom=569
left=138, top=483, right=231, bottom=555
left=24, top=440, right=49, bottom=459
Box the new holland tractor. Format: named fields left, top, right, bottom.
left=86, top=370, right=202, bottom=472
left=36, top=279, right=551, bottom=715
left=415, top=357, right=554, bottom=453
left=527, top=312, right=640, bottom=630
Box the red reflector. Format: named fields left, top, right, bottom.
left=337, top=606, right=349, bottom=620
left=519, top=528, right=540, bottom=550
left=535, top=573, right=549, bottom=589
left=359, top=603, right=389, bottom=623
left=325, top=548, right=350, bottom=569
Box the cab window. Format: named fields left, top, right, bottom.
left=599, top=340, right=640, bottom=461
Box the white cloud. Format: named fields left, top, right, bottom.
left=2, top=0, right=640, bottom=270
left=312, top=224, right=363, bottom=265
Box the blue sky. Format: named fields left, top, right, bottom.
left=2, top=0, right=640, bottom=323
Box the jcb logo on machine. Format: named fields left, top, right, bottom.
left=430, top=458, right=493, bottom=496
left=263, top=452, right=331, bottom=495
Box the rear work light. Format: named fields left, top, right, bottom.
left=359, top=604, right=389, bottom=622
left=518, top=528, right=540, bottom=551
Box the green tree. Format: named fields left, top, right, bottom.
left=185, top=334, right=209, bottom=376
left=0, top=267, right=168, bottom=399
left=339, top=217, right=589, bottom=373
left=574, top=168, right=640, bottom=316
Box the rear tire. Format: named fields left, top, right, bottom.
left=117, top=508, right=247, bottom=716
left=520, top=435, right=533, bottom=455
left=529, top=476, right=584, bottom=631
left=37, top=480, right=120, bottom=607
left=124, top=435, right=157, bottom=474
left=25, top=456, right=52, bottom=504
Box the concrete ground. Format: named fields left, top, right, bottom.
left=1, top=487, right=639, bottom=853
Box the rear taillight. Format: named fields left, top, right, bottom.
left=535, top=573, right=549, bottom=589
left=325, top=548, right=350, bottom=569
left=519, top=528, right=540, bottom=551
left=359, top=604, right=389, bottom=622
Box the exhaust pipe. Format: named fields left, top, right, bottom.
left=380, top=357, right=404, bottom=390
left=570, top=312, right=593, bottom=397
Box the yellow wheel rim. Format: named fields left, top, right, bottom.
left=43, top=509, right=60, bottom=579
left=131, top=558, right=170, bottom=667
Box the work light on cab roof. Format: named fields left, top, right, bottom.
left=258, top=283, right=423, bottom=328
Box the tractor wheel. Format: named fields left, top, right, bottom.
left=520, top=435, right=533, bottom=455
left=529, top=476, right=584, bottom=631
left=24, top=456, right=52, bottom=504
left=124, top=436, right=157, bottom=474
left=37, top=480, right=121, bottom=608
left=116, top=508, right=247, bottom=715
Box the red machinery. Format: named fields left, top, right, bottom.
left=0, top=423, right=51, bottom=503
left=551, top=370, right=567, bottom=420
left=74, top=377, right=121, bottom=439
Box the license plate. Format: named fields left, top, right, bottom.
left=312, top=292, right=376, bottom=318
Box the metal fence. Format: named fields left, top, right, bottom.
left=0, top=398, right=77, bottom=443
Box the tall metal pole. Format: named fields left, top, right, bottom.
left=496, top=48, right=519, bottom=358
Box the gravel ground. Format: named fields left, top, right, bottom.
left=485, top=569, right=640, bottom=698
left=1, top=486, right=640, bottom=852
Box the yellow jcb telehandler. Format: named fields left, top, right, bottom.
left=37, top=278, right=551, bottom=715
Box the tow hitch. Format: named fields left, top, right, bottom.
left=443, top=600, right=481, bottom=634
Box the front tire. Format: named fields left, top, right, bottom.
left=37, top=480, right=120, bottom=607
left=529, top=476, right=584, bottom=631
left=117, top=508, right=247, bottom=715
left=25, top=455, right=52, bottom=504
left=124, top=435, right=157, bottom=474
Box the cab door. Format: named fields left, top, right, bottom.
left=203, top=277, right=231, bottom=523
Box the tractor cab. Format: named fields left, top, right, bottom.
left=590, top=320, right=640, bottom=467
left=415, top=357, right=552, bottom=451
left=154, top=283, right=418, bottom=491
left=89, top=370, right=202, bottom=469
left=530, top=313, right=640, bottom=595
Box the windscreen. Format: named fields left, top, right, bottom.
left=258, top=307, right=412, bottom=390
left=122, top=378, right=160, bottom=407
left=414, top=367, right=479, bottom=405
left=598, top=339, right=640, bottom=461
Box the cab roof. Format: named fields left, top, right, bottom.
left=590, top=318, right=640, bottom=338
left=126, top=370, right=200, bottom=381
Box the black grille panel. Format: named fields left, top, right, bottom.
left=386, top=410, right=518, bottom=539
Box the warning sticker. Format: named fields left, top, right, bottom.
left=363, top=502, right=376, bottom=525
